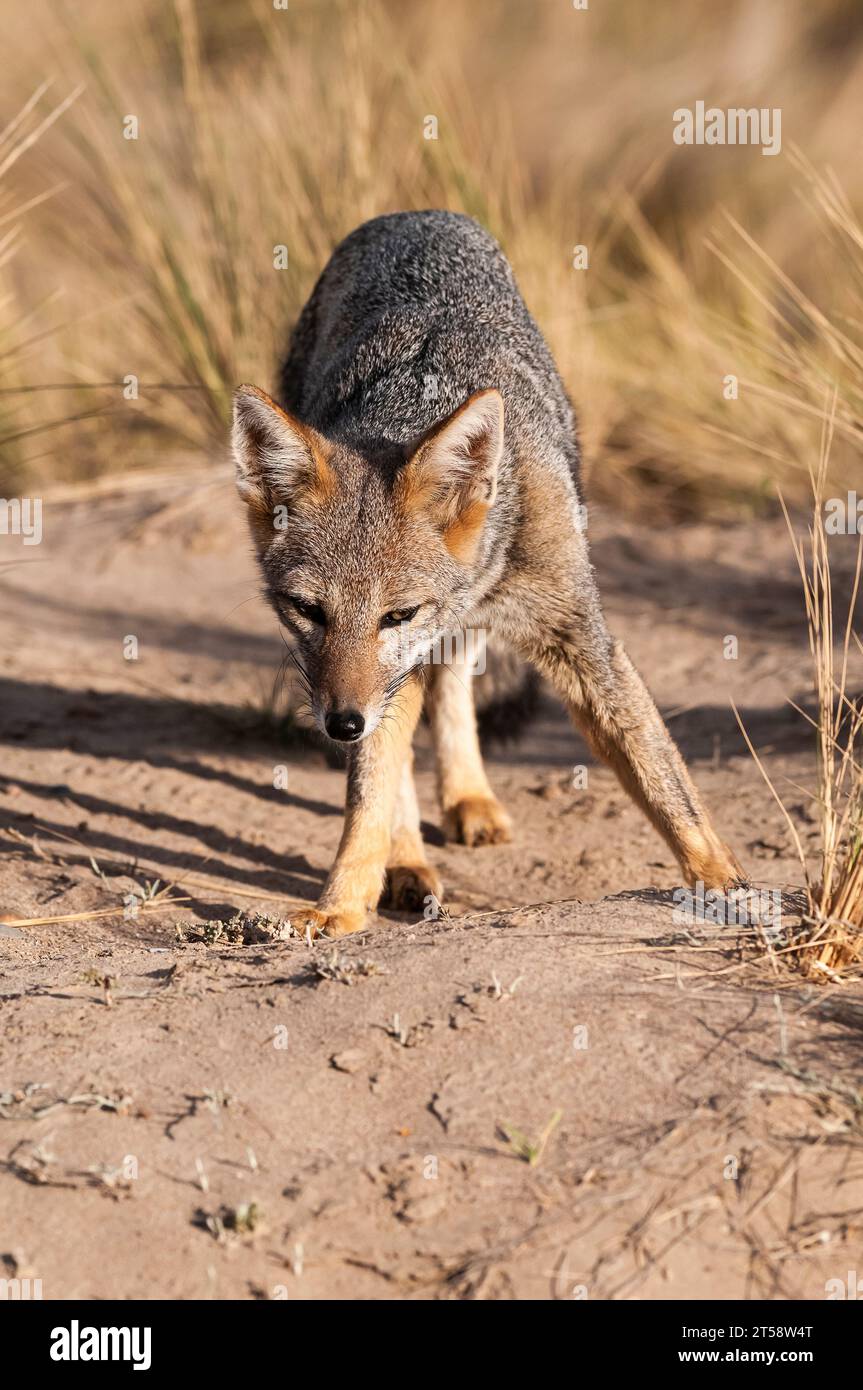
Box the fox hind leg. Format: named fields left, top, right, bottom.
left=527, top=618, right=743, bottom=890
left=428, top=649, right=512, bottom=847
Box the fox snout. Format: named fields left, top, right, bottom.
left=323, top=707, right=365, bottom=742
left=310, top=661, right=390, bottom=743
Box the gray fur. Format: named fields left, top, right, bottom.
left=280, top=210, right=579, bottom=474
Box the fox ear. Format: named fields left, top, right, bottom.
left=232, top=385, right=334, bottom=530
left=398, top=389, right=504, bottom=561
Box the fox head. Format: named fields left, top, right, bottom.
left=231, top=384, right=504, bottom=742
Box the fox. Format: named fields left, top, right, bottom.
left=232, top=210, right=743, bottom=937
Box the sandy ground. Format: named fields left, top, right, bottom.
left=0, top=470, right=861, bottom=1300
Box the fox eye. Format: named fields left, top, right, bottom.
left=286, top=595, right=326, bottom=626
left=380, top=605, right=420, bottom=630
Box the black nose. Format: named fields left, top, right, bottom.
left=325, top=709, right=365, bottom=742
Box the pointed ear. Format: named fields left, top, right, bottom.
left=397, top=389, right=504, bottom=561
left=231, top=385, right=335, bottom=536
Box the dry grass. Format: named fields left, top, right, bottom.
left=735, top=406, right=863, bottom=981
left=0, top=82, right=84, bottom=489
left=0, top=0, right=862, bottom=512
left=782, top=418, right=863, bottom=978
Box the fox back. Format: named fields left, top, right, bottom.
left=280, top=210, right=579, bottom=476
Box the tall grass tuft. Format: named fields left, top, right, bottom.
left=0, top=83, right=82, bottom=488
left=782, top=418, right=863, bottom=979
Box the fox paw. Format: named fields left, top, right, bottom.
left=444, top=796, right=512, bottom=847
left=382, top=863, right=444, bottom=913
left=679, top=827, right=747, bottom=893
left=289, top=906, right=367, bottom=940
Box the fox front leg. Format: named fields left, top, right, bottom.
left=290, top=676, right=424, bottom=938
left=427, top=654, right=512, bottom=847
left=381, top=750, right=444, bottom=913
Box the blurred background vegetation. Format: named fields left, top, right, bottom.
left=1, top=0, right=863, bottom=515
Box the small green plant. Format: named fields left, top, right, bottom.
left=195, top=1200, right=264, bottom=1243
left=500, top=1108, right=562, bottom=1167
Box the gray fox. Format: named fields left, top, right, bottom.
left=232, top=211, right=742, bottom=936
